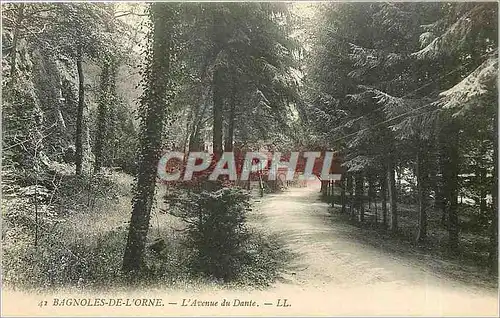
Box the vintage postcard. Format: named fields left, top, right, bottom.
left=1, top=1, right=498, bottom=317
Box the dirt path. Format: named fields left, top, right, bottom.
left=248, top=182, right=499, bottom=316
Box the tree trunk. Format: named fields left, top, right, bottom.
left=380, top=170, right=387, bottom=229
left=224, top=82, right=236, bottom=152
left=94, top=14, right=118, bottom=172
left=94, top=59, right=112, bottom=173
left=388, top=159, right=398, bottom=232
left=442, top=125, right=460, bottom=253
left=447, top=162, right=459, bottom=252
left=416, top=147, right=429, bottom=243
left=432, top=159, right=447, bottom=226
left=489, top=117, right=498, bottom=274
left=188, top=124, right=202, bottom=151
left=75, top=48, right=85, bottom=176
left=211, top=9, right=225, bottom=156
left=355, top=172, right=364, bottom=223
left=212, top=66, right=224, bottom=156
left=368, top=174, right=374, bottom=211
left=341, top=176, right=346, bottom=214
left=478, top=167, right=488, bottom=215
left=397, top=165, right=403, bottom=190
left=122, top=3, right=173, bottom=275
left=347, top=174, right=354, bottom=218
left=331, top=180, right=336, bottom=207
left=440, top=192, right=447, bottom=225
left=182, top=112, right=191, bottom=154
left=368, top=173, right=375, bottom=222
left=187, top=98, right=203, bottom=152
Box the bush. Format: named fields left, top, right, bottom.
left=165, top=186, right=290, bottom=285
left=186, top=187, right=250, bottom=282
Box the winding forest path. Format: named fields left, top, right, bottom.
left=248, top=181, right=499, bottom=316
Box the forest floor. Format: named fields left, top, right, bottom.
left=245, top=180, right=499, bottom=316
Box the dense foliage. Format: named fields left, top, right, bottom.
left=2, top=2, right=497, bottom=291
left=304, top=2, right=497, bottom=271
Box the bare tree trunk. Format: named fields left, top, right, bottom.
left=122, top=3, right=173, bottom=275
left=447, top=159, right=459, bottom=253
left=188, top=86, right=210, bottom=152
left=347, top=174, right=354, bottom=218
left=380, top=170, right=387, bottom=229
left=75, top=47, right=85, bottom=176
left=438, top=175, right=448, bottom=226
left=94, top=60, right=111, bottom=173
left=368, top=174, right=374, bottom=211
left=331, top=180, right=335, bottom=207
left=189, top=123, right=202, bottom=151
left=478, top=167, right=488, bottom=216
left=489, top=114, right=498, bottom=274
left=432, top=158, right=447, bottom=226
left=212, top=66, right=224, bottom=156
left=355, top=172, right=364, bottom=223
left=368, top=173, right=375, bottom=222
left=442, top=125, right=459, bottom=253
left=388, top=158, right=398, bottom=232
left=416, top=146, right=429, bottom=243
left=211, top=10, right=225, bottom=156
left=224, top=84, right=236, bottom=152
left=341, top=176, right=346, bottom=214
left=182, top=109, right=192, bottom=153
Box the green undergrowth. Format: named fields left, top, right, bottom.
left=2, top=164, right=291, bottom=291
